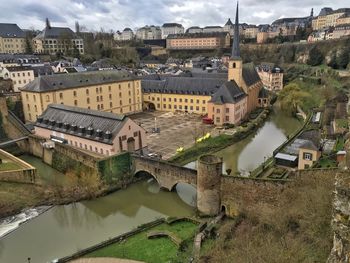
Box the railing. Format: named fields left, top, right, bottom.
left=7, top=111, right=31, bottom=135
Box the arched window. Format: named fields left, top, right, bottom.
left=233, top=62, right=236, bottom=68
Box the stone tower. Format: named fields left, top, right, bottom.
left=228, top=1, right=242, bottom=86
left=197, top=155, right=222, bottom=216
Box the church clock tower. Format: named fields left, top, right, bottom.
left=228, top=2, right=242, bottom=87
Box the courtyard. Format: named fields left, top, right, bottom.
left=130, top=111, right=217, bottom=160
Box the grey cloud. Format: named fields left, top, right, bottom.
left=0, top=0, right=347, bottom=32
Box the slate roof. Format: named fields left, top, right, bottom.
left=32, top=65, right=54, bottom=77
left=142, top=77, right=224, bottom=96
left=167, top=32, right=228, bottom=39
left=209, top=80, right=246, bottom=104
left=5, top=66, right=32, bottom=72
left=225, top=19, right=234, bottom=26
left=21, top=70, right=139, bottom=93
left=35, top=104, right=128, bottom=145
left=0, top=23, right=25, bottom=38
left=258, top=88, right=269, bottom=98
left=162, top=23, right=183, bottom=28
left=242, top=63, right=261, bottom=86
left=35, top=26, right=79, bottom=39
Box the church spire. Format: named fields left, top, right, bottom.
left=231, top=1, right=240, bottom=59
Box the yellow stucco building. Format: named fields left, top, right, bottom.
left=0, top=24, right=26, bottom=54
left=20, top=70, right=142, bottom=123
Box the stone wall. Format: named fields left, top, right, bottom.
left=328, top=173, right=350, bottom=263
left=0, top=149, right=36, bottom=183
left=133, top=155, right=197, bottom=190
left=220, top=176, right=287, bottom=217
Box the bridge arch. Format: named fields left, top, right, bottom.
left=134, top=169, right=161, bottom=187
left=132, top=156, right=197, bottom=191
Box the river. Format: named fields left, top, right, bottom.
left=0, top=108, right=301, bottom=263
left=0, top=159, right=196, bottom=263
left=185, top=108, right=302, bottom=174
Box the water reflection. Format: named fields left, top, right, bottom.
left=0, top=178, right=195, bottom=263
left=184, top=110, right=301, bottom=174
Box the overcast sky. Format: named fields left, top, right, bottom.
left=0, top=0, right=347, bottom=32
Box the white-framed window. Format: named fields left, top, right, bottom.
left=303, top=153, right=312, bottom=161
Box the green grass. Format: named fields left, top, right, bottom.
left=0, top=162, right=22, bottom=171
left=335, top=119, right=348, bottom=129
left=318, top=157, right=337, bottom=168
left=335, top=137, right=345, bottom=151
left=85, top=221, right=198, bottom=263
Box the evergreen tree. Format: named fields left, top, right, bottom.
left=336, top=48, right=350, bottom=69
left=307, top=46, right=323, bottom=66
left=25, top=37, right=33, bottom=54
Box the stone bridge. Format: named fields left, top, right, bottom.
left=132, top=155, right=197, bottom=191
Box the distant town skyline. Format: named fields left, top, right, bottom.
left=0, top=0, right=347, bottom=32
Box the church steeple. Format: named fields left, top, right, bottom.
left=231, top=1, right=240, bottom=59
left=228, top=1, right=243, bottom=86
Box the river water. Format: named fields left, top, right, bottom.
left=185, top=109, right=302, bottom=174
left=0, top=108, right=301, bottom=263
left=0, top=168, right=196, bottom=263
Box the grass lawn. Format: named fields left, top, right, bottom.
left=335, top=137, right=345, bottom=151
left=0, top=162, right=22, bottom=171
left=85, top=221, right=198, bottom=263
left=318, top=157, right=337, bottom=168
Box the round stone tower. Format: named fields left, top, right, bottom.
left=197, top=155, right=222, bottom=216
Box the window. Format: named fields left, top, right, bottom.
left=128, top=91, right=131, bottom=96
left=168, top=98, right=172, bottom=102
left=216, top=109, right=220, bottom=113
left=226, top=108, right=230, bottom=113
left=196, top=106, right=199, bottom=111
left=225, top=116, right=230, bottom=122
left=34, top=105, right=37, bottom=112
left=216, top=117, right=220, bottom=123
left=46, top=95, right=50, bottom=102
left=96, top=87, right=98, bottom=93
left=100, top=95, right=103, bottom=101
left=196, top=99, right=199, bottom=104
left=122, top=135, right=127, bottom=140
left=109, top=94, right=112, bottom=100
left=119, top=92, right=122, bottom=97
left=100, top=149, right=104, bottom=154
left=190, top=99, right=193, bottom=103
left=97, top=96, right=100, bottom=102
left=59, top=93, right=63, bottom=99
left=75, top=142, right=78, bottom=147
left=157, top=104, right=160, bottom=108
left=110, top=102, right=113, bottom=108
left=90, top=145, right=93, bottom=151
left=303, top=153, right=313, bottom=161
left=99, top=87, right=102, bottom=92
left=174, top=98, right=177, bottom=102
left=73, top=91, right=77, bottom=97
left=133, top=131, right=138, bottom=137
left=163, top=104, right=166, bottom=109
left=179, top=98, right=182, bottom=103
left=128, top=83, right=130, bottom=88
left=95, top=147, right=98, bottom=152
left=86, top=89, right=89, bottom=95
left=202, top=100, right=206, bottom=104
left=74, top=100, right=77, bottom=106
left=185, top=99, right=188, bottom=103
left=87, top=98, right=90, bottom=104
left=163, top=98, right=166, bottom=102
left=202, top=107, right=206, bottom=111
left=168, top=104, right=172, bottom=109
left=120, top=100, right=122, bottom=105
left=108, top=86, right=111, bottom=92
left=190, top=106, right=193, bottom=110
left=157, top=97, right=160, bottom=101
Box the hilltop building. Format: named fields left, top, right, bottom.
left=35, top=104, right=146, bottom=156
left=0, top=23, right=26, bottom=54
left=166, top=32, right=230, bottom=50
left=20, top=70, right=142, bottom=122
left=161, top=23, right=184, bottom=39
left=312, top=8, right=350, bottom=30
left=33, top=21, right=84, bottom=55
left=136, top=26, right=161, bottom=40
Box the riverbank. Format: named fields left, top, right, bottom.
left=0, top=173, right=142, bottom=220
left=169, top=108, right=271, bottom=166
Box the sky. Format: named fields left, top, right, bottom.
left=0, top=0, right=347, bottom=32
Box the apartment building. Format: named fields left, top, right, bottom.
left=35, top=104, right=146, bottom=156
left=136, top=26, right=161, bottom=40
left=186, top=27, right=203, bottom=34
left=1, top=66, right=34, bottom=92
left=256, top=63, right=284, bottom=91
left=243, top=25, right=259, bottom=39
left=336, top=13, right=350, bottom=26
left=333, top=24, right=350, bottom=39
left=312, top=8, right=350, bottom=30
left=20, top=70, right=142, bottom=123
left=166, top=32, right=230, bottom=50
left=161, top=23, right=184, bottom=39
left=0, top=23, right=26, bottom=54
left=142, top=76, right=225, bottom=114
left=33, top=25, right=84, bottom=55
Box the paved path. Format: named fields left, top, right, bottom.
left=71, top=258, right=144, bottom=263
